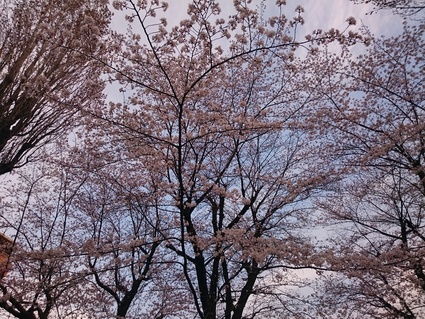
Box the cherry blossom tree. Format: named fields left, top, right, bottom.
left=299, top=21, right=425, bottom=319
left=314, top=167, right=425, bottom=318
left=0, top=164, right=94, bottom=319
left=0, top=0, right=374, bottom=318
left=81, top=1, right=360, bottom=318
left=350, top=0, right=425, bottom=17
left=61, top=141, right=183, bottom=319
left=0, top=145, right=180, bottom=319
left=0, top=0, right=110, bottom=175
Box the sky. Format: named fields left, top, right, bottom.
left=286, top=0, right=405, bottom=36
left=163, top=0, right=406, bottom=37
left=110, top=0, right=406, bottom=42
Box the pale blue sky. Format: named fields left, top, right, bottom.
left=155, top=0, right=405, bottom=38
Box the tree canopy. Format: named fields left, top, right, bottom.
left=0, top=0, right=424, bottom=318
